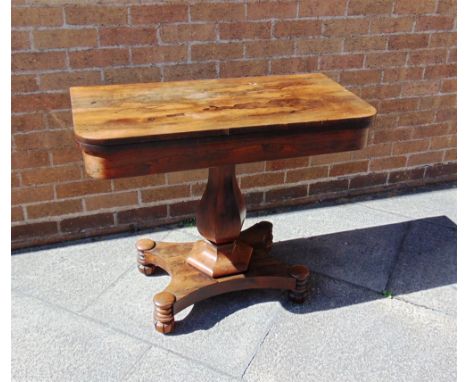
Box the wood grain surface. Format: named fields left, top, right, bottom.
left=70, top=73, right=376, bottom=145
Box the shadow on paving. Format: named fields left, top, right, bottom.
left=148, top=215, right=456, bottom=335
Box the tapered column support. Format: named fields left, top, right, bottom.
left=187, top=165, right=254, bottom=277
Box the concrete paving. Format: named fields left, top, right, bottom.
left=12, top=184, right=457, bottom=381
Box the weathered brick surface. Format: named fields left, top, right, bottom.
left=11, top=0, right=457, bottom=249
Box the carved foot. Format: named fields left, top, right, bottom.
left=238, top=221, right=273, bottom=257
left=136, top=238, right=158, bottom=276
left=154, top=291, right=176, bottom=334
left=288, top=265, right=310, bottom=303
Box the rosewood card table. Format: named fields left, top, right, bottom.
left=70, top=73, right=376, bottom=334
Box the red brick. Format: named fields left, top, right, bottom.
left=12, top=93, right=70, bottom=113
left=296, top=39, right=343, bottom=55
left=429, top=32, right=456, bottom=47
left=104, top=67, right=162, bottom=85
left=47, top=111, right=73, bottom=130
left=388, top=34, right=429, bottom=50
left=322, top=19, right=369, bottom=37
left=60, top=213, right=114, bottom=234
left=270, top=57, right=318, bottom=75
left=220, top=60, right=269, bottom=78
left=416, top=16, right=454, bottom=31
left=12, top=150, right=49, bottom=169
left=265, top=185, right=308, bottom=203
left=380, top=98, right=419, bottom=114
left=167, top=169, right=207, bottom=185
left=56, top=179, right=112, bottom=198
left=132, top=46, right=187, bottom=65
left=373, top=127, right=413, bottom=144
left=192, top=3, right=245, bottom=21
left=383, top=67, right=424, bottom=83
left=65, top=5, right=127, bottom=25
left=12, top=52, right=66, bottom=71
left=437, top=0, right=456, bottom=15
left=12, top=222, right=58, bottom=241
left=117, top=205, right=167, bottom=226
left=40, top=71, right=102, bottom=91
left=141, top=185, right=190, bottom=202
left=388, top=168, right=426, bottom=183
left=366, top=52, right=407, bottom=68
left=398, top=110, right=433, bottom=126
left=425, top=162, right=457, bottom=178
left=237, top=161, right=265, bottom=174
left=299, top=0, right=347, bottom=16
left=245, top=40, right=293, bottom=57
left=448, top=48, right=456, bottom=63
left=330, top=160, right=369, bottom=176
left=370, top=17, right=414, bottom=34
left=310, top=151, right=353, bottom=165
left=408, top=49, right=448, bottom=65
left=424, top=64, right=456, bottom=79
left=344, top=36, right=387, bottom=52
left=12, top=31, right=30, bottom=51
left=100, top=27, right=156, bottom=46
left=419, top=94, right=456, bottom=110
left=131, top=4, right=188, bottom=24
left=309, top=179, right=349, bottom=194
left=351, top=143, right=393, bottom=159
left=14, top=130, right=74, bottom=150
left=370, top=156, right=407, bottom=171
left=12, top=114, right=44, bottom=133
left=340, top=70, right=381, bottom=85
left=12, top=185, right=54, bottom=205
left=163, top=63, right=217, bottom=81
left=241, top=172, right=284, bottom=189
left=364, top=84, right=402, bottom=100
left=69, top=48, right=130, bottom=69
left=245, top=191, right=264, bottom=207
left=372, top=115, right=398, bottom=130
left=247, top=1, right=296, bottom=19
left=444, top=149, right=456, bottom=161
left=407, top=151, right=444, bottom=166
left=191, top=43, right=243, bottom=61
left=160, top=24, right=216, bottom=43
left=85, top=191, right=138, bottom=211
left=12, top=75, right=38, bottom=93
left=169, top=200, right=197, bottom=217
left=349, top=173, right=388, bottom=189
left=51, top=147, right=83, bottom=165
left=27, top=200, right=83, bottom=219
left=274, top=20, right=321, bottom=38
left=401, top=81, right=440, bottom=96
left=319, top=55, right=364, bottom=70
left=286, top=166, right=329, bottom=183
left=412, top=124, right=451, bottom=138
left=434, top=108, right=456, bottom=122
left=12, top=172, right=21, bottom=188
left=12, top=7, right=63, bottom=27
left=392, top=139, right=430, bottom=155
left=219, top=22, right=271, bottom=40
left=430, top=135, right=456, bottom=150
left=441, top=79, right=456, bottom=93
left=394, top=0, right=437, bottom=14
left=348, top=0, right=393, bottom=15
left=12, top=206, right=24, bottom=222
left=34, top=29, right=98, bottom=49
left=266, top=157, right=309, bottom=171
left=22, top=165, right=82, bottom=186
left=113, top=174, right=166, bottom=191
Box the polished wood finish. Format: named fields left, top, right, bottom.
left=136, top=222, right=309, bottom=334
left=71, top=73, right=375, bottom=179
left=70, top=73, right=376, bottom=333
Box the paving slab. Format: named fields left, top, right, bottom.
left=361, top=188, right=457, bottom=225
left=124, top=346, right=236, bottom=382
left=11, top=230, right=169, bottom=312
left=243, top=274, right=456, bottom=382
left=271, top=221, right=408, bottom=292
left=82, top=229, right=284, bottom=378
left=388, top=217, right=457, bottom=317
left=12, top=292, right=150, bottom=382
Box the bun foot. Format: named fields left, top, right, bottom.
left=288, top=264, right=310, bottom=304
left=136, top=238, right=158, bottom=276
left=154, top=291, right=176, bottom=334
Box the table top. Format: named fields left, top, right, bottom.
left=70, top=73, right=376, bottom=146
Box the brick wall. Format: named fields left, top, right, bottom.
left=12, top=0, right=456, bottom=249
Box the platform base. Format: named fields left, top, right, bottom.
left=136, top=221, right=310, bottom=334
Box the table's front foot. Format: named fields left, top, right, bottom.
left=154, top=291, right=176, bottom=334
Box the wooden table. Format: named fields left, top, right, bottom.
left=70, top=73, right=376, bottom=334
